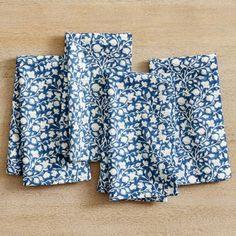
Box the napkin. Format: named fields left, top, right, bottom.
left=7, top=55, right=91, bottom=186
left=64, top=32, right=133, bottom=162
left=149, top=54, right=231, bottom=185
left=97, top=70, right=178, bottom=201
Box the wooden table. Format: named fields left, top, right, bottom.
left=0, top=1, right=235, bottom=235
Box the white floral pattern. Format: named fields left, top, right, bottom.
left=64, top=32, right=133, bottom=162
left=149, top=54, right=231, bottom=185
left=7, top=55, right=91, bottom=186
left=97, top=70, right=178, bottom=201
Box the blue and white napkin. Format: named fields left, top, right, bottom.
left=149, top=54, right=231, bottom=185
left=97, top=70, right=178, bottom=201
left=7, top=55, right=91, bottom=186
left=64, top=32, right=133, bottom=162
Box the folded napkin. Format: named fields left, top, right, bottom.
left=149, top=54, right=231, bottom=185
left=97, top=70, right=178, bottom=201
left=64, top=32, right=133, bottom=162
left=7, top=55, right=91, bottom=186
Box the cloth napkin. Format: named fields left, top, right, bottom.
left=7, top=55, right=91, bottom=186
left=149, top=54, right=231, bottom=185
left=97, top=70, right=178, bottom=201
left=64, top=32, right=133, bottom=162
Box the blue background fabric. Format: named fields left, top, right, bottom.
left=7, top=55, right=91, bottom=186
left=64, top=32, right=133, bottom=162
left=149, top=54, right=231, bottom=185
left=97, top=70, right=178, bottom=201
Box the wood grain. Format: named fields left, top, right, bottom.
left=0, top=1, right=235, bottom=235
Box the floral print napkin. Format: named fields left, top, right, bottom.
left=97, top=70, right=178, bottom=201
left=64, top=32, right=133, bottom=162
left=7, top=55, right=91, bottom=186
left=149, top=54, right=231, bottom=185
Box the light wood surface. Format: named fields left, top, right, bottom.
left=0, top=1, right=236, bottom=235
